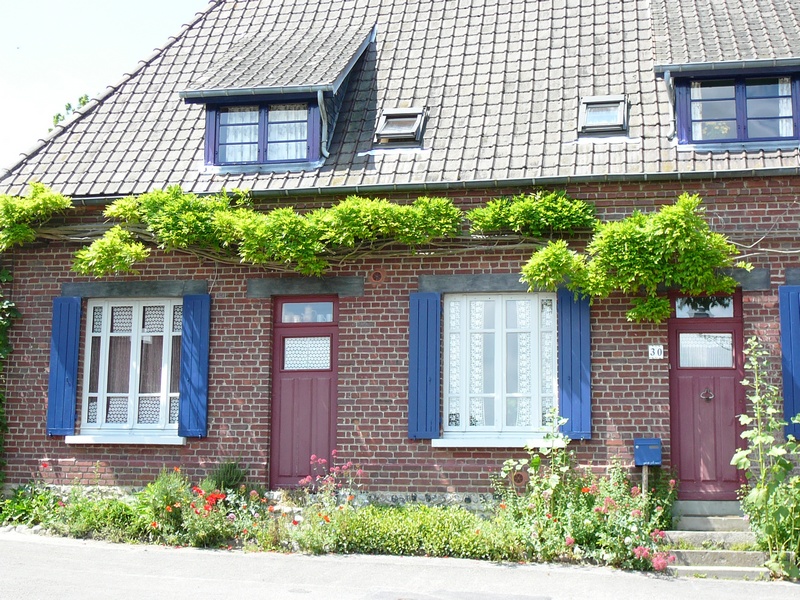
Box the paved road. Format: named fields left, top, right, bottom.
left=0, top=528, right=797, bottom=600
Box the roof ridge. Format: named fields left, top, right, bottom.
left=0, top=0, right=225, bottom=186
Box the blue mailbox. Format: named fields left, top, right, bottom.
left=634, top=438, right=662, bottom=466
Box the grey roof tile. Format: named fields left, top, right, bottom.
left=4, top=0, right=800, bottom=198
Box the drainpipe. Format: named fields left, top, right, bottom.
left=318, top=90, right=330, bottom=158
left=663, top=70, right=676, bottom=141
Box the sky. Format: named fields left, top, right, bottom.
left=0, top=0, right=212, bottom=170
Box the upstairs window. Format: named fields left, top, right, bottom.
left=578, top=95, right=627, bottom=133
left=678, top=77, right=797, bottom=143
left=374, top=107, right=426, bottom=146
left=207, top=102, right=319, bottom=166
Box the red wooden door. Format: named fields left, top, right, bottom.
left=668, top=295, right=745, bottom=500
left=270, top=298, right=338, bottom=488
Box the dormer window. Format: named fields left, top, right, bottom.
left=578, top=95, right=627, bottom=133
left=374, top=107, right=426, bottom=146
left=677, top=76, right=797, bottom=144
left=210, top=102, right=317, bottom=166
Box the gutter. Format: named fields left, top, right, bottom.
left=654, top=56, right=800, bottom=76
left=180, top=84, right=335, bottom=100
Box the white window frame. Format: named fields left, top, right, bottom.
left=374, top=106, right=427, bottom=145
left=436, top=293, right=558, bottom=447
left=578, top=95, right=628, bottom=133
left=70, top=298, right=184, bottom=445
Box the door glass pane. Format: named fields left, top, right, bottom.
left=679, top=333, right=733, bottom=368
left=281, top=302, right=333, bottom=323
left=675, top=296, right=733, bottom=318
left=284, top=336, right=331, bottom=370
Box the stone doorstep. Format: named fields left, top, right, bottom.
left=672, top=500, right=743, bottom=517
left=674, top=515, right=751, bottom=532
left=664, top=530, right=756, bottom=549
left=667, top=565, right=772, bottom=581
left=671, top=549, right=768, bottom=568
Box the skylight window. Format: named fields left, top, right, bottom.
left=374, top=107, right=426, bottom=145
left=578, top=95, right=627, bottom=133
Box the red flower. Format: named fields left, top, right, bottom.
left=268, top=505, right=275, bottom=513
left=173, top=466, right=181, bottom=473
left=166, top=505, right=173, bottom=513
left=498, top=502, right=507, bottom=510
left=151, top=521, right=158, bottom=528
left=41, top=462, right=49, bottom=469
left=581, top=486, right=590, bottom=493
left=204, top=504, right=212, bottom=512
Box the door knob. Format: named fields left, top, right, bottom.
left=700, top=388, right=714, bottom=401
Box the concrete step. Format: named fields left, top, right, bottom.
left=673, top=500, right=742, bottom=517
left=667, top=565, right=772, bottom=581
left=674, top=515, right=750, bottom=532
left=664, top=529, right=756, bottom=548
left=671, top=549, right=767, bottom=568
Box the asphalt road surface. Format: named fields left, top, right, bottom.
left=1, top=528, right=797, bottom=600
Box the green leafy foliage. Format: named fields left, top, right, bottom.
left=51, top=94, right=90, bottom=129
left=0, top=271, right=18, bottom=489
left=468, top=190, right=597, bottom=236
left=72, top=188, right=464, bottom=276
left=731, top=337, right=800, bottom=578
left=72, top=226, right=150, bottom=275
left=522, top=194, right=746, bottom=322
left=0, top=183, right=72, bottom=251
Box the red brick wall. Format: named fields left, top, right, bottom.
left=2, top=175, right=796, bottom=493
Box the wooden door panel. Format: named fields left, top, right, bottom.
left=270, top=296, right=338, bottom=489
left=668, top=296, right=744, bottom=501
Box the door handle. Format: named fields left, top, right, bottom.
left=700, top=388, right=714, bottom=401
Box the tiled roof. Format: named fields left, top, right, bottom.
left=181, top=18, right=377, bottom=96
left=3, top=0, right=800, bottom=199
left=651, top=0, right=800, bottom=69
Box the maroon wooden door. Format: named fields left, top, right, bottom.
left=270, top=298, right=338, bottom=488
left=668, top=295, right=745, bottom=500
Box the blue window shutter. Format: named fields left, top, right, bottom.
left=179, top=294, right=211, bottom=438
left=408, top=292, right=441, bottom=439
left=47, top=297, right=81, bottom=436
left=558, top=288, right=592, bottom=440
left=779, top=286, right=800, bottom=439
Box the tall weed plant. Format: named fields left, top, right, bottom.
left=731, top=337, right=800, bottom=578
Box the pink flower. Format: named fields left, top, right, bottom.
left=631, top=509, right=642, bottom=518
left=650, top=529, right=666, bottom=543
left=634, top=546, right=650, bottom=560
left=331, top=449, right=337, bottom=456
left=310, top=454, right=318, bottom=462
left=668, top=479, right=676, bottom=488
left=651, top=551, right=675, bottom=572
left=630, top=485, right=640, bottom=497
left=565, top=536, right=575, bottom=547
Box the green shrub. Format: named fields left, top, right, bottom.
left=1, top=482, right=62, bottom=527
left=200, top=460, right=247, bottom=492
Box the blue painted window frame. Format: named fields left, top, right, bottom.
left=204, top=99, right=321, bottom=166
left=407, top=290, right=591, bottom=442
left=779, top=286, right=800, bottom=439
left=46, top=294, right=211, bottom=439
left=676, top=75, right=800, bottom=144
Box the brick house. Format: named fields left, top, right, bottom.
left=1, top=0, right=799, bottom=501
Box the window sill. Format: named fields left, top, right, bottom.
left=431, top=436, right=566, bottom=449
left=677, top=140, right=800, bottom=153
left=200, top=159, right=325, bottom=175
left=64, top=434, right=187, bottom=446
